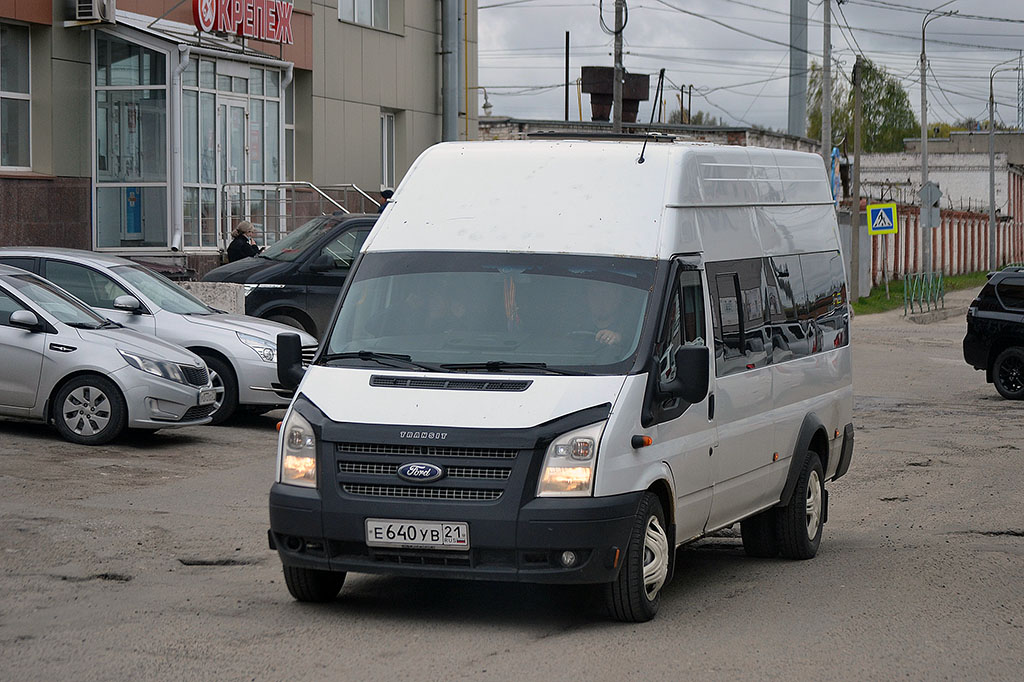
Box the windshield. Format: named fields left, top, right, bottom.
left=325, top=252, right=658, bottom=375
left=7, top=274, right=109, bottom=328
left=112, top=265, right=212, bottom=315
left=261, top=216, right=339, bottom=262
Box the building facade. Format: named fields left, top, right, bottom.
left=0, top=1, right=478, bottom=274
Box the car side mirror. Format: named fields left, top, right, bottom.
left=309, top=254, right=335, bottom=272
left=277, top=332, right=306, bottom=390
left=9, top=309, right=42, bottom=331
left=113, top=295, right=143, bottom=313
left=659, top=346, right=710, bottom=404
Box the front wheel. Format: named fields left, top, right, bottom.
left=200, top=355, right=238, bottom=425
left=282, top=565, right=346, bottom=602
left=993, top=347, right=1024, bottom=400
left=52, top=375, right=127, bottom=445
left=605, top=492, right=670, bottom=622
left=776, top=452, right=824, bottom=559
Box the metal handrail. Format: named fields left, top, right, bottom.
left=903, top=271, right=945, bottom=315
left=316, top=184, right=381, bottom=211
left=222, top=181, right=346, bottom=213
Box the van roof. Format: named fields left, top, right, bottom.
left=365, top=140, right=835, bottom=260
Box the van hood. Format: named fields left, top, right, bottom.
left=183, top=313, right=317, bottom=346
left=299, top=366, right=627, bottom=429
left=75, top=326, right=204, bottom=366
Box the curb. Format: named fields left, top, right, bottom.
left=907, top=306, right=967, bottom=325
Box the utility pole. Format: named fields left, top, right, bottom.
left=822, top=0, right=832, bottom=166
left=613, top=0, right=624, bottom=133
left=851, top=55, right=863, bottom=301
left=788, top=0, right=808, bottom=137
left=565, top=31, right=570, bottom=122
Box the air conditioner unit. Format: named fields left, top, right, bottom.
left=76, top=0, right=116, bottom=23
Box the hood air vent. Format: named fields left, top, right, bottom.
left=370, top=375, right=531, bottom=392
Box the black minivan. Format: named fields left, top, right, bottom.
left=963, top=266, right=1024, bottom=399
left=203, top=213, right=376, bottom=338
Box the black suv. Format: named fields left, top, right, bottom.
left=963, top=266, right=1024, bottom=399
left=203, top=213, right=376, bottom=339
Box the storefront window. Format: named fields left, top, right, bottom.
left=1, top=22, right=31, bottom=169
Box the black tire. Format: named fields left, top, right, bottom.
left=776, top=452, right=824, bottom=560
left=993, top=347, right=1024, bottom=400
left=200, top=355, right=238, bottom=425
left=52, top=375, right=127, bottom=445
left=605, top=492, right=670, bottom=623
left=267, top=313, right=315, bottom=337
left=741, top=509, right=779, bottom=558
left=282, top=565, right=345, bottom=602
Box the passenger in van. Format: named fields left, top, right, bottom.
left=583, top=285, right=627, bottom=346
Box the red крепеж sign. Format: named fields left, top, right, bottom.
left=193, top=0, right=294, bottom=45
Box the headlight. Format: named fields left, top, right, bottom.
left=119, top=350, right=188, bottom=384
left=238, top=332, right=276, bottom=362
left=537, top=421, right=606, bottom=497
left=279, top=409, right=317, bottom=488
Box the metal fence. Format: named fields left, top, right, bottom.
left=903, top=271, right=945, bottom=315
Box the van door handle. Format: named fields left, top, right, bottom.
left=708, top=394, right=715, bottom=421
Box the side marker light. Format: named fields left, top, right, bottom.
left=631, top=435, right=653, bottom=449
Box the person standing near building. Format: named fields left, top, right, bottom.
left=378, top=189, right=394, bottom=214
left=227, top=221, right=261, bottom=262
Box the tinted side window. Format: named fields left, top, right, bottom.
left=996, top=276, right=1024, bottom=310
left=707, top=258, right=769, bottom=376
left=318, top=228, right=371, bottom=271
left=767, top=255, right=811, bottom=360
left=654, top=268, right=707, bottom=385
left=0, top=257, right=35, bottom=273
left=44, top=261, right=130, bottom=309
left=0, top=289, right=25, bottom=327
left=799, top=251, right=848, bottom=353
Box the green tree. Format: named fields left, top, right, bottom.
left=668, top=108, right=721, bottom=126
left=808, top=59, right=918, bottom=153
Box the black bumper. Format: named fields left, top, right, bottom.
left=269, top=483, right=642, bottom=584
left=963, top=332, right=988, bottom=372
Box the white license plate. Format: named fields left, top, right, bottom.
left=365, top=518, right=470, bottom=550
left=198, top=388, right=217, bottom=406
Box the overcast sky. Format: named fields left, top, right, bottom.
left=477, top=0, right=1024, bottom=134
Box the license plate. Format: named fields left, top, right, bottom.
left=365, top=518, right=470, bottom=550
left=198, top=388, right=217, bottom=406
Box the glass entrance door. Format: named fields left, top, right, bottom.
left=218, top=97, right=248, bottom=240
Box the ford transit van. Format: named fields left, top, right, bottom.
left=269, top=139, right=855, bottom=622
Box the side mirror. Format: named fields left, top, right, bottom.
left=9, top=309, right=41, bottom=331
left=309, top=254, right=335, bottom=272
left=277, top=332, right=306, bottom=390
left=659, top=346, right=710, bottom=404
left=113, top=295, right=142, bottom=313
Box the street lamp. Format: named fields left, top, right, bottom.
left=990, top=59, right=1020, bottom=271
left=920, top=1, right=957, bottom=273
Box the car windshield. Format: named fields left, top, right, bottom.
left=325, top=252, right=658, bottom=375
left=260, top=216, right=339, bottom=262
left=7, top=274, right=109, bottom=328
left=112, top=265, right=213, bottom=315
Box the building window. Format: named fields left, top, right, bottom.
left=340, top=0, right=389, bottom=30
left=0, top=22, right=31, bottom=170
left=94, top=32, right=168, bottom=248
left=380, top=111, right=395, bottom=189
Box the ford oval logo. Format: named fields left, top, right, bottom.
left=397, top=462, right=444, bottom=483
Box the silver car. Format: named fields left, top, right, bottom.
left=0, top=265, right=215, bottom=445
left=0, top=248, right=318, bottom=424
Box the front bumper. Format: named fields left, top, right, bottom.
left=269, top=484, right=642, bottom=584
left=235, top=354, right=293, bottom=407
left=114, top=367, right=215, bottom=428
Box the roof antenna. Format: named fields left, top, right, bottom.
left=638, top=68, right=666, bottom=165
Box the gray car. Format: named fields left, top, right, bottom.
left=0, top=248, right=318, bottom=424
left=0, top=265, right=215, bottom=445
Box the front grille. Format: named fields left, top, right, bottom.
left=181, top=404, right=216, bottom=421
left=338, top=461, right=511, bottom=480
left=336, top=442, right=518, bottom=459
left=370, top=375, right=532, bottom=392
left=301, top=345, right=318, bottom=368
left=179, top=365, right=209, bottom=386
left=342, top=484, right=502, bottom=501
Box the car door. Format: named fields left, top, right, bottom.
left=0, top=286, right=46, bottom=411
left=41, top=259, right=157, bottom=335
left=301, top=223, right=372, bottom=335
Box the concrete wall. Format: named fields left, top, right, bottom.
left=904, top=131, right=1024, bottom=166
left=178, top=281, right=245, bottom=315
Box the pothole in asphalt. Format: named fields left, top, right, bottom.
left=57, top=573, right=133, bottom=583
left=177, top=557, right=259, bottom=566
left=879, top=495, right=913, bottom=502
left=906, top=459, right=933, bottom=467
left=970, top=530, right=1024, bottom=538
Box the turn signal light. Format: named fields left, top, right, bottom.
left=631, top=435, right=653, bottom=449
left=277, top=421, right=283, bottom=431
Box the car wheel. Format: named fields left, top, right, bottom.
left=776, top=452, right=824, bottom=560
left=282, top=565, right=345, bottom=602
left=993, top=347, right=1024, bottom=400
left=605, top=492, right=669, bottom=622
left=267, top=314, right=315, bottom=337
left=200, top=355, right=238, bottom=425
left=53, top=375, right=127, bottom=445
left=741, top=508, right=779, bottom=558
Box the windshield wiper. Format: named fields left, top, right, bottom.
left=99, top=320, right=122, bottom=329
left=320, top=351, right=443, bottom=372
left=439, top=361, right=586, bottom=376
left=65, top=322, right=103, bottom=330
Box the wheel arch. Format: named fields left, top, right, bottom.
left=259, top=306, right=317, bottom=336
left=187, top=346, right=236, bottom=381
left=46, top=370, right=128, bottom=425
left=777, top=412, right=829, bottom=508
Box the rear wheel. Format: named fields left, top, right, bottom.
left=282, top=565, right=346, bottom=602
left=200, top=355, right=238, bottom=425
left=52, top=375, right=127, bottom=445
left=605, top=492, right=669, bottom=622
left=776, top=452, right=824, bottom=560
left=741, top=508, right=779, bottom=558
left=993, top=347, right=1024, bottom=400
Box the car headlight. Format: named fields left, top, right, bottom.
left=279, top=409, right=317, bottom=488
left=238, top=332, right=276, bottom=362
left=119, top=350, right=188, bottom=385
left=537, top=421, right=606, bottom=497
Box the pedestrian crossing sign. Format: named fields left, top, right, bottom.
left=867, top=202, right=898, bottom=235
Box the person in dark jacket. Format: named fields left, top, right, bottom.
left=377, top=189, right=393, bottom=214
left=227, top=221, right=261, bottom=262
